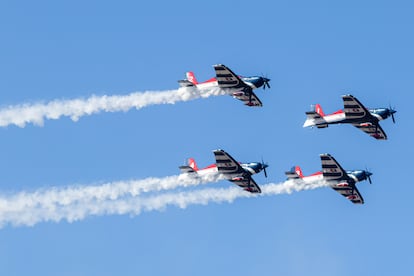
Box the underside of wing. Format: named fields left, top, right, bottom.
left=331, top=184, right=364, bottom=204
left=320, top=154, right=349, bottom=181
left=352, top=122, right=387, bottom=140
left=213, top=149, right=244, bottom=175
left=214, top=64, right=245, bottom=89
left=230, top=176, right=262, bottom=193
left=342, top=95, right=372, bottom=121
left=232, top=90, right=263, bottom=107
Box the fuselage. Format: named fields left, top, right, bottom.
left=304, top=108, right=392, bottom=128
left=194, top=162, right=267, bottom=177
left=192, top=76, right=267, bottom=91
left=301, top=170, right=371, bottom=185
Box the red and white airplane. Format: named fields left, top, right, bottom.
left=303, top=94, right=396, bottom=140
left=178, top=64, right=270, bottom=106
left=285, top=154, right=372, bottom=204
left=179, top=149, right=268, bottom=193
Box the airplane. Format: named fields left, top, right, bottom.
left=179, top=149, right=268, bottom=193
left=285, top=154, right=372, bottom=204
left=303, top=94, right=397, bottom=140
left=178, top=64, right=270, bottom=107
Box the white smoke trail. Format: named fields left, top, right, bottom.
left=0, top=87, right=227, bottom=127
left=0, top=172, right=222, bottom=215
left=0, top=179, right=329, bottom=228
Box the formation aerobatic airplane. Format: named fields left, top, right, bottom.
left=178, top=64, right=270, bottom=106
left=303, top=94, right=397, bottom=140
left=179, top=149, right=268, bottom=193
left=285, top=154, right=372, bottom=204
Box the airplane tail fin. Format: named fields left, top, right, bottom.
left=179, top=158, right=199, bottom=174
left=315, top=104, right=325, bottom=117
left=188, top=158, right=199, bottom=171
left=285, top=166, right=304, bottom=180
left=186, top=72, right=198, bottom=85
left=178, top=71, right=198, bottom=88
left=304, top=104, right=327, bottom=128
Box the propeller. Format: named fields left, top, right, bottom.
left=365, top=168, right=373, bottom=184
left=389, top=104, right=397, bottom=123
left=261, top=158, right=268, bottom=178
left=262, top=77, right=271, bottom=90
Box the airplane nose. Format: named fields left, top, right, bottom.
left=260, top=161, right=269, bottom=178
left=262, top=77, right=271, bottom=89
left=389, top=108, right=397, bottom=123
left=365, top=170, right=373, bottom=184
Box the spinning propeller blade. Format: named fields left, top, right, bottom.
left=261, top=158, right=268, bottom=178
left=262, top=77, right=271, bottom=90
left=365, top=168, right=373, bottom=184
left=389, top=104, right=396, bottom=123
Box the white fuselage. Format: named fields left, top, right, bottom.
left=301, top=171, right=361, bottom=185
left=195, top=163, right=258, bottom=177
left=194, top=79, right=255, bottom=94
left=301, top=172, right=324, bottom=183
left=303, top=112, right=345, bottom=127
left=303, top=111, right=384, bottom=128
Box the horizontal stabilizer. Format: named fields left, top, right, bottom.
left=178, top=79, right=195, bottom=88
left=305, top=111, right=322, bottom=120
left=179, top=165, right=196, bottom=174
left=285, top=166, right=303, bottom=180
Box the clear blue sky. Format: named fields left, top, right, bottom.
left=0, top=1, right=412, bottom=275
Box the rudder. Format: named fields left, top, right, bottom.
left=186, top=72, right=198, bottom=85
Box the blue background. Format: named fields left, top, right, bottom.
left=0, top=1, right=411, bottom=275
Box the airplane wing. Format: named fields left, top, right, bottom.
left=343, top=94, right=388, bottom=139
left=320, top=154, right=349, bottom=181
left=352, top=121, right=387, bottom=140
left=342, top=95, right=372, bottom=121
left=214, top=64, right=263, bottom=106
left=214, top=64, right=246, bottom=89
left=331, top=185, right=364, bottom=204
left=213, top=149, right=245, bottom=175
left=213, top=149, right=261, bottom=193
left=232, top=90, right=263, bottom=107
left=320, top=154, right=364, bottom=204
left=230, top=176, right=262, bottom=193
